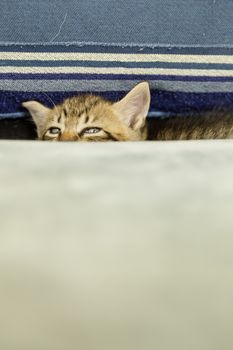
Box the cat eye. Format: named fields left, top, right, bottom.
left=82, top=127, right=102, bottom=135
left=48, top=127, right=61, bottom=135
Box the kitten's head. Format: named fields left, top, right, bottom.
left=22, top=82, right=150, bottom=141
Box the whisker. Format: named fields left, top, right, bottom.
left=42, top=92, right=59, bottom=115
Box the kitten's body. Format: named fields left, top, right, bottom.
left=147, top=111, right=233, bottom=140
left=23, top=82, right=233, bottom=141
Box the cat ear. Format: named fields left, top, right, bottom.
left=113, top=82, right=150, bottom=130
left=22, top=101, right=51, bottom=130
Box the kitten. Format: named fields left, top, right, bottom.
left=23, top=82, right=149, bottom=142
left=23, top=82, right=233, bottom=141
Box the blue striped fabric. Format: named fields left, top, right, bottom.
left=1, top=44, right=233, bottom=117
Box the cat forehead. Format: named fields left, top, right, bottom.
left=48, top=95, right=114, bottom=126
left=58, top=95, right=110, bottom=114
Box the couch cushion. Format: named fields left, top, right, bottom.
left=1, top=0, right=233, bottom=118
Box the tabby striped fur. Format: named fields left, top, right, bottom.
left=23, top=82, right=149, bottom=141
left=23, top=82, right=233, bottom=141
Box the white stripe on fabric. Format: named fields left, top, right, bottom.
left=1, top=52, right=233, bottom=64
left=0, top=79, right=233, bottom=93
left=2, top=66, right=233, bottom=76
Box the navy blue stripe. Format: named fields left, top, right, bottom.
left=2, top=44, right=233, bottom=55
left=0, top=112, right=26, bottom=119
left=1, top=73, right=233, bottom=82
left=1, top=59, right=233, bottom=70
left=2, top=90, right=233, bottom=115
left=0, top=110, right=179, bottom=120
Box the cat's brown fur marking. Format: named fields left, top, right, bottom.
left=147, top=110, right=233, bottom=140
left=23, top=82, right=233, bottom=141
left=23, top=82, right=149, bottom=142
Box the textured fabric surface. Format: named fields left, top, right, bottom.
left=1, top=1, right=233, bottom=116
left=1, top=45, right=233, bottom=115
left=1, top=0, right=233, bottom=46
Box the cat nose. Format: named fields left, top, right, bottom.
left=60, top=132, right=79, bottom=141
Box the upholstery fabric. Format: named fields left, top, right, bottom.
left=1, top=0, right=233, bottom=117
